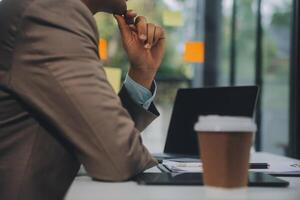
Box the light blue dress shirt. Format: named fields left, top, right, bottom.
left=123, top=73, right=157, bottom=110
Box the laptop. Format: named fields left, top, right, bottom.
left=153, top=86, right=259, bottom=161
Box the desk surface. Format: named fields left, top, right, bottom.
left=65, top=153, right=300, bottom=200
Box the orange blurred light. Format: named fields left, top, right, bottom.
left=183, top=42, right=205, bottom=63
left=98, top=38, right=108, bottom=60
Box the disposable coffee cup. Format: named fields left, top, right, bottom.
left=194, top=115, right=257, bottom=188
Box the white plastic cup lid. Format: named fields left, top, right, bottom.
left=194, top=115, right=257, bottom=133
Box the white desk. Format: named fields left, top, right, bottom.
left=65, top=153, right=300, bottom=200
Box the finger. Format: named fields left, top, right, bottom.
left=125, top=10, right=137, bottom=25
left=129, top=25, right=137, bottom=33
left=153, top=26, right=165, bottom=46
left=145, top=23, right=155, bottom=49
left=151, top=27, right=166, bottom=60
left=134, top=16, right=147, bottom=41
left=114, top=15, right=131, bottom=38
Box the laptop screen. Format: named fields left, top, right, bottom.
left=164, top=86, right=259, bottom=156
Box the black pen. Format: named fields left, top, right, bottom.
left=157, top=164, right=172, bottom=173
left=249, top=163, right=269, bottom=169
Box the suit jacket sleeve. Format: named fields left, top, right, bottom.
left=9, top=0, right=158, bottom=181
left=119, top=85, right=159, bottom=132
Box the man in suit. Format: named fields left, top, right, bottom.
left=0, top=0, right=165, bottom=199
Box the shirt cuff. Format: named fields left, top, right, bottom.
left=123, top=73, right=157, bottom=110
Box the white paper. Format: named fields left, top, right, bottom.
left=162, top=160, right=300, bottom=175
left=250, top=162, right=300, bottom=175
left=162, top=160, right=203, bottom=173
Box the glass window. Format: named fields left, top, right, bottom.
left=261, top=0, right=292, bottom=155
left=220, top=0, right=292, bottom=155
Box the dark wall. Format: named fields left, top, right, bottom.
left=289, top=0, right=300, bottom=159
left=203, top=0, right=222, bottom=86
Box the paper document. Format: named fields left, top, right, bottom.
left=161, top=160, right=300, bottom=176
left=251, top=162, right=300, bottom=175
left=162, top=160, right=203, bottom=173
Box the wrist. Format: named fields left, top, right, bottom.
left=128, top=68, right=156, bottom=90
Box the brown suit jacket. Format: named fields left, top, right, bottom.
left=0, top=0, right=159, bottom=199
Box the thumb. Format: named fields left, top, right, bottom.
left=114, top=15, right=130, bottom=38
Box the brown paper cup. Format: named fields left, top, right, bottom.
left=194, top=116, right=257, bottom=188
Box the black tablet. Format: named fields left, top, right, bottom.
left=134, top=172, right=289, bottom=187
